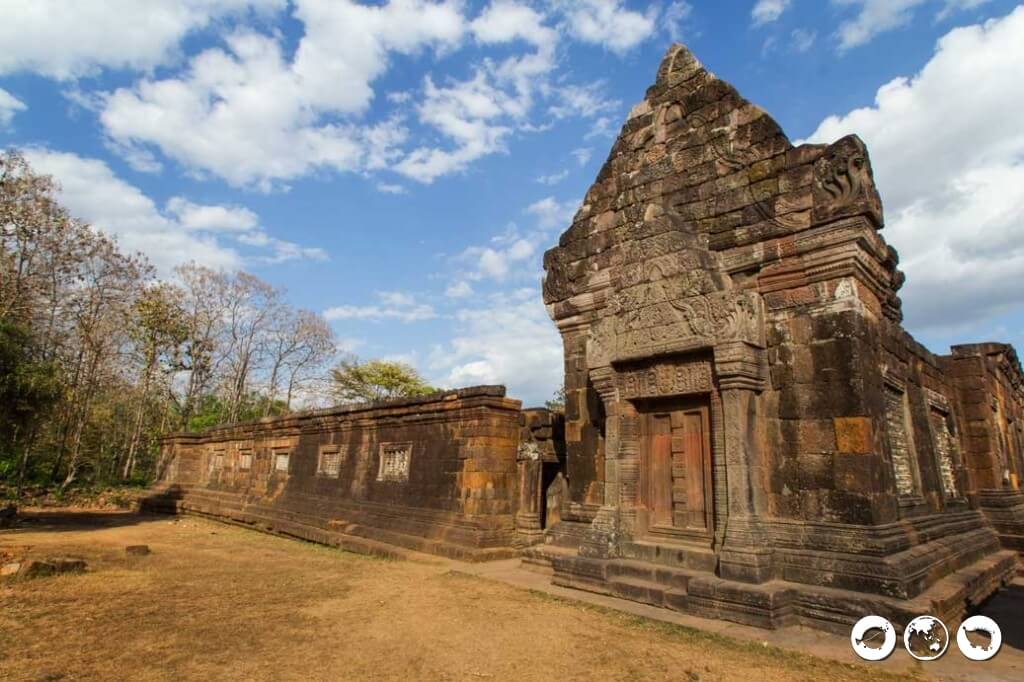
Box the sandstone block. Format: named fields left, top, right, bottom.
left=834, top=417, right=873, bottom=454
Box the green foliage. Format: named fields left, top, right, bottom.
left=330, top=357, right=437, bottom=403
left=0, top=320, right=61, bottom=431
left=0, top=320, right=61, bottom=481
left=183, top=392, right=289, bottom=432
left=545, top=386, right=566, bottom=413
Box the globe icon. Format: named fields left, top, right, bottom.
left=903, top=615, right=949, bottom=660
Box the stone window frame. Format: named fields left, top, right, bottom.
left=238, top=448, right=253, bottom=471
left=210, top=448, right=226, bottom=473
left=272, top=447, right=292, bottom=474
left=882, top=372, right=923, bottom=503
left=376, top=442, right=413, bottom=483
left=924, top=388, right=962, bottom=500
left=317, top=444, right=343, bottom=478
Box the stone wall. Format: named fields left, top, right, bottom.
left=514, top=408, right=567, bottom=545
left=147, top=386, right=526, bottom=561
left=943, top=343, right=1024, bottom=551
left=534, top=43, right=1019, bottom=633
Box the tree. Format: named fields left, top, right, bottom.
left=330, top=357, right=437, bottom=403
left=0, top=150, right=342, bottom=493
left=263, top=307, right=335, bottom=414
left=0, top=319, right=61, bottom=491
left=174, top=263, right=229, bottom=430
left=545, top=386, right=566, bottom=413
left=121, top=283, right=188, bottom=479
left=219, top=272, right=279, bottom=423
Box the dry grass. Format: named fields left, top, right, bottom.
left=0, top=512, right=921, bottom=682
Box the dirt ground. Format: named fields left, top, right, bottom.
left=0, top=511, right=920, bottom=682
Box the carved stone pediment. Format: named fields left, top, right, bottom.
left=611, top=290, right=765, bottom=363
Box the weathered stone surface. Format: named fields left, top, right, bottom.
left=148, top=387, right=530, bottom=561
left=19, top=557, right=87, bottom=578
left=535, top=42, right=1020, bottom=633
left=148, top=41, right=1024, bottom=636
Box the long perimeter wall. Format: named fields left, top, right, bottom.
left=146, top=386, right=540, bottom=561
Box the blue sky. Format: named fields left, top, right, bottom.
left=2, top=0, right=1023, bottom=406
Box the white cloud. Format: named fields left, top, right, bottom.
left=98, top=1, right=463, bottom=189
left=460, top=238, right=537, bottom=282
left=24, top=148, right=241, bottom=272
left=446, top=280, right=474, bottom=298
left=752, top=0, right=791, bottom=26
left=833, top=0, right=927, bottom=50
left=396, top=1, right=563, bottom=184
left=324, top=291, right=436, bottom=323
left=236, top=230, right=329, bottom=264
left=584, top=115, right=616, bottom=140
left=378, top=291, right=416, bottom=307
left=937, top=0, right=993, bottom=22
left=937, top=0, right=991, bottom=21
left=791, top=28, right=818, bottom=52
left=665, top=1, right=694, bottom=42
left=0, top=0, right=285, bottom=79
left=557, top=0, right=658, bottom=54
left=0, top=87, right=26, bottom=127
left=804, top=7, right=1024, bottom=330
left=453, top=198, right=574, bottom=284
left=536, top=169, right=570, bottom=185
left=428, top=293, right=562, bottom=405
left=471, top=1, right=553, bottom=45
left=22, top=148, right=325, bottom=273
left=166, top=197, right=259, bottom=232
left=394, top=70, right=515, bottom=183
left=572, top=147, right=593, bottom=166
left=548, top=81, right=620, bottom=120
left=10, top=0, right=670, bottom=189
left=376, top=182, right=407, bottom=194
left=832, top=0, right=991, bottom=50
left=527, top=196, right=578, bottom=230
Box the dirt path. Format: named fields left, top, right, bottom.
left=0, top=511, right=918, bottom=682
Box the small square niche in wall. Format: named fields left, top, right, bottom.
left=274, top=451, right=290, bottom=473
left=377, top=443, right=411, bottom=482
left=318, top=446, right=341, bottom=477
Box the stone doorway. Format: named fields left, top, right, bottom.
left=637, top=396, right=714, bottom=543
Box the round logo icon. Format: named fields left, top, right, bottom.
left=903, top=615, right=949, bottom=661
left=851, top=615, right=897, bottom=661
left=956, top=615, right=1002, bottom=661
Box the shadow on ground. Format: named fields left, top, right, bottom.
left=1, top=509, right=166, bottom=535
left=977, top=580, right=1024, bottom=654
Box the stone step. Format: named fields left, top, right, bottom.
left=607, top=558, right=695, bottom=592
left=609, top=576, right=667, bottom=607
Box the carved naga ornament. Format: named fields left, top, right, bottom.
left=811, top=134, right=883, bottom=226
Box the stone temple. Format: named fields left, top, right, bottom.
left=149, top=44, right=1024, bottom=634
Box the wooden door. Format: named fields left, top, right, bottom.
left=648, top=413, right=674, bottom=526
left=641, top=397, right=713, bottom=537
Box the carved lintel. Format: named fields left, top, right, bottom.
left=615, top=357, right=713, bottom=400
left=714, top=341, right=766, bottom=392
